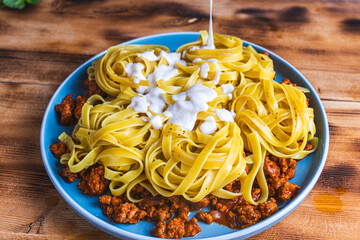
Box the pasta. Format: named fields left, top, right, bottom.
left=57, top=31, right=317, bottom=206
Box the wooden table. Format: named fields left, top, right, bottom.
left=0, top=0, right=359, bottom=239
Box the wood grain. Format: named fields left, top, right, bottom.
left=0, top=0, right=359, bottom=239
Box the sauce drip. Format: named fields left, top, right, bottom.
left=207, top=0, right=215, bottom=49
left=313, top=192, right=343, bottom=214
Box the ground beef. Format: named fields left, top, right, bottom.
left=259, top=198, right=278, bottom=218
left=235, top=203, right=262, bottom=228
left=92, top=154, right=304, bottom=238
left=168, top=196, right=190, bottom=221
left=197, top=211, right=213, bottom=224
left=224, top=178, right=241, bottom=193
left=298, top=141, right=314, bottom=151
left=155, top=218, right=185, bottom=239
left=305, top=143, right=314, bottom=150
left=154, top=221, right=168, bottom=238
left=49, top=142, right=68, bottom=158
left=138, top=196, right=169, bottom=221
left=115, top=202, right=146, bottom=224
left=74, top=95, right=87, bottom=119
left=278, top=181, right=300, bottom=202
left=130, top=184, right=152, bottom=200
left=59, top=166, right=77, bottom=182
left=281, top=78, right=297, bottom=87
left=264, top=155, right=300, bottom=201
left=55, top=94, right=76, bottom=125
left=100, top=194, right=147, bottom=224
left=54, top=80, right=105, bottom=126
left=252, top=188, right=261, bottom=202
left=78, top=165, right=109, bottom=195
left=188, top=196, right=210, bottom=211
left=184, top=218, right=201, bottom=237
left=83, top=79, right=106, bottom=98
left=264, top=157, right=280, bottom=179
left=152, top=205, right=172, bottom=221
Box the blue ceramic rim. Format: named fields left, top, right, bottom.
left=40, top=32, right=329, bottom=240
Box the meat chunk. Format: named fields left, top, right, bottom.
left=83, top=79, right=106, bottom=98
left=49, top=142, right=67, bottom=158
left=111, top=202, right=147, bottom=224
left=78, top=165, right=109, bottom=195
left=189, top=196, right=210, bottom=210
left=59, top=166, right=77, bottom=182
left=235, top=203, right=262, bottom=228
left=264, top=157, right=280, bottom=180
left=74, top=95, right=87, bottom=120
left=155, top=218, right=185, bottom=239
left=258, top=198, right=277, bottom=218
left=100, top=194, right=136, bottom=220
left=152, top=205, right=172, bottom=221
left=278, top=181, right=300, bottom=202
left=252, top=188, right=261, bottom=202
left=224, top=178, right=241, bottom=193
left=184, top=218, right=201, bottom=237
left=99, top=194, right=125, bottom=207
left=138, top=196, right=166, bottom=209
left=154, top=221, right=167, bottom=238
left=168, top=196, right=190, bottom=221
left=264, top=154, right=300, bottom=202
left=305, top=143, right=314, bottom=151
left=54, top=94, right=76, bottom=125
left=197, top=211, right=213, bottom=224
left=281, top=78, right=296, bottom=86
left=130, top=184, right=152, bottom=200
left=138, top=196, right=169, bottom=221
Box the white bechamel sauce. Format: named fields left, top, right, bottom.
left=150, top=115, right=163, bottom=130
left=172, top=92, right=187, bottom=101
left=222, top=84, right=234, bottom=100
left=136, top=86, right=149, bottom=94
left=207, top=0, right=215, bottom=49
left=200, top=63, right=210, bottom=78
left=125, top=63, right=146, bottom=84
left=140, top=116, right=148, bottom=122
left=130, top=95, right=149, bottom=113
left=216, top=109, right=235, bottom=122
left=151, top=64, right=179, bottom=82
left=182, top=50, right=186, bottom=59
left=206, top=58, right=219, bottom=63
left=138, top=50, right=159, bottom=62
left=200, top=116, right=217, bottom=134
left=130, top=87, right=166, bottom=114
left=193, top=58, right=202, bottom=63
left=133, top=50, right=187, bottom=94
left=193, top=58, right=219, bottom=63
left=213, top=70, right=221, bottom=85
left=164, top=84, right=217, bottom=131
left=189, top=46, right=200, bottom=52
left=159, top=51, right=186, bottom=67
left=146, top=88, right=166, bottom=114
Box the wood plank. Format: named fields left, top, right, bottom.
left=0, top=81, right=359, bottom=239
left=0, top=0, right=359, bottom=102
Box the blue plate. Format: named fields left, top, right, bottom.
left=40, top=32, right=329, bottom=240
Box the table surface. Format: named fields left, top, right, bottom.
left=0, top=0, right=359, bottom=239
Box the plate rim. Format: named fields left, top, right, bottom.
left=40, top=31, right=330, bottom=240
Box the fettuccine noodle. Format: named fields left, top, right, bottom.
left=58, top=31, right=317, bottom=204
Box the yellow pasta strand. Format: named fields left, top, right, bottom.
left=57, top=31, right=317, bottom=205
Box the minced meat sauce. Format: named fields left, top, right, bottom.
left=49, top=79, right=310, bottom=239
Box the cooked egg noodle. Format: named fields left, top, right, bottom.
left=58, top=31, right=317, bottom=205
